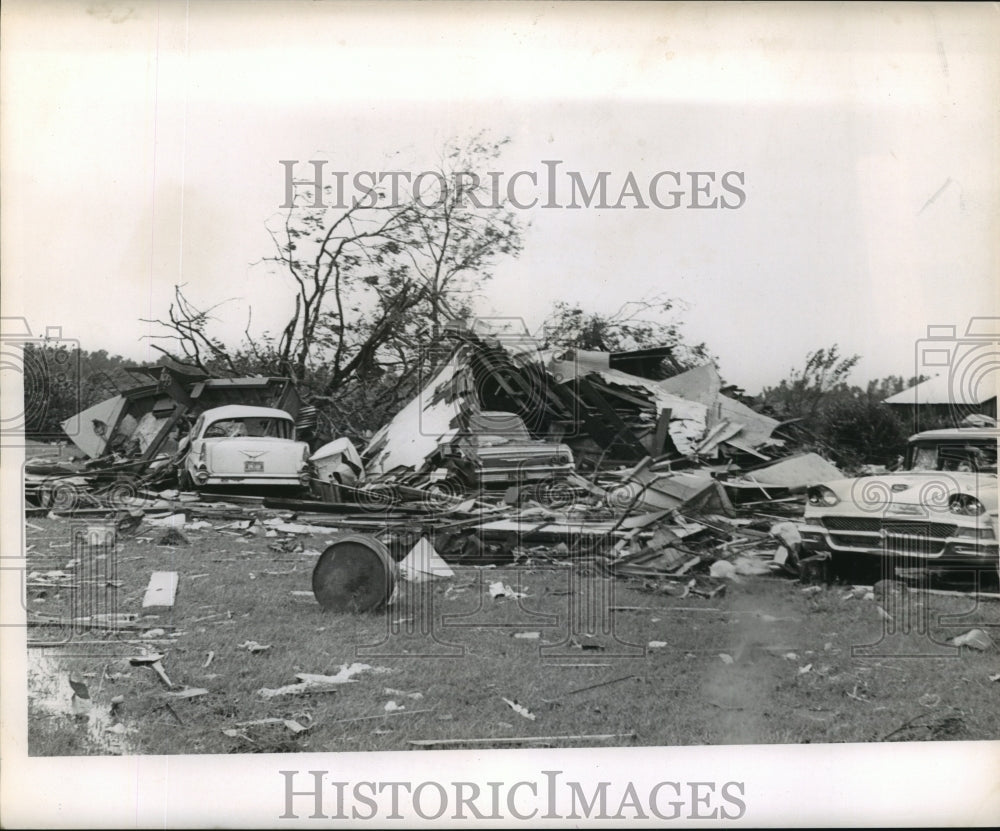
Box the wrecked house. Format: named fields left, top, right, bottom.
left=27, top=366, right=306, bottom=506
left=31, top=328, right=853, bottom=599
left=61, top=366, right=304, bottom=470
left=362, top=330, right=793, bottom=489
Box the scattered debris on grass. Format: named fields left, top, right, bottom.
left=237, top=640, right=272, bottom=654
left=142, top=572, right=179, bottom=608
left=949, top=629, right=994, bottom=651
left=258, top=663, right=391, bottom=698
left=501, top=697, right=536, bottom=721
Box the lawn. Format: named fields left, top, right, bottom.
left=23, top=513, right=1000, bottom=755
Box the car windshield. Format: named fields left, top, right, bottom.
left=203, top=417, right=293, bottom=439
left=908, top=441, right=997, bottom=473
left=467, top=412, right=531, bottom=442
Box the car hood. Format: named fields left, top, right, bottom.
left=817, top=471, right=998, bottom=514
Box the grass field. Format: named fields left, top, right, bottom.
left=23, top=514, right=1000, bottom=755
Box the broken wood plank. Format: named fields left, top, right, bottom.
left=332, top=708, right=434, bottom=725
left=142, top=571, right=179, bottom=608
left=407, top=733, right=636, bottom=748
left=162, top=687, right=209, bottom=699
left=541, top=674, right=638, bottom=703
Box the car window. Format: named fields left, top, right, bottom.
left=202, top=417, right=293, bottom=439
left=907, top=441, right=997, bottom=473
left=910, top=445, right=937, bottom=471
left=468, top=412, right=531, bottom=440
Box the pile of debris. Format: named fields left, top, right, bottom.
left=27, top=328, right=845, bottom=602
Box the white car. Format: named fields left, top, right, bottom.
left=800, top=427, right=998, bottom=581
left=180, top=405, right=311, bottom=490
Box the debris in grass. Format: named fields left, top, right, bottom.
left=541, top=675, right=638, bottom=703
left=398, top=537, right=454, bottom=581
left=489, top=581, right=526, bottom=599
left=259, top=663, right=390, bottom=698
left=501, top=697, right=536, bottom=721
left=383, top=688, right=423, bottom=700
left=147, top=513, right=187, bottom=528
left=988, top=673, right=1000, bottom=682
left=949, top=629, right=994, bottom=651
left=881, top=708, right=966, bottom=741
left=142, top=571, right=179, bottom=608
left=798, top=664, right=813, bottom=675
left=513, top=632, right=540, bottom=640
left=229, top=716, right=312, bottom=734
left=238, top=640, right=272, bottom=654
left=163, top=687, right=209, bottom=699
left=69, top=674, right=91, bottom=718
left=128, top=653, right=173, bottom=688
left=203, top=651, right=214, bottom=668
left=156, top=528, right=189, bottom=546
left=408, top=733, right=635, bottom=748
left=648, top=641, right=668, bottom=649
left=384, top=700, right=404, bottom=712
left=68, top=675, right=90, bottom=700
left=719, top=653, right=734, bottom=664
left=569, top=637, right=606, bottom=651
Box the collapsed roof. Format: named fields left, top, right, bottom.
left=62, top=366, right=303, bottom=469
left=362, top=331, right=782, bottom=480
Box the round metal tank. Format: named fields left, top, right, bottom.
left=311, top=534, right=397, bottom=613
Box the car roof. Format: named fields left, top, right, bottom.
left=200, top=405, right=294, bottom=422
left=908, top=427, right=998, bottom=443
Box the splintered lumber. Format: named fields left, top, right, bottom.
left=407, top=733, right=636, bottom=748
left=541, top=674, right=638, bottom=702
left=142, top=571, right=179, bottom=608
left=263, top=497, right=441, bottom=516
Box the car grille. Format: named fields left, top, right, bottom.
left=819, top=516, right=957, bottom=556
left=821, top=517, right=957, bottom=539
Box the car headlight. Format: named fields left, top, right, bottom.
left=807, top=485, right=840, bottom=507
left=948, top=493, right=985, bottom=516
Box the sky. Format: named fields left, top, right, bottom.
left=3, top=1, right=998, bottom=394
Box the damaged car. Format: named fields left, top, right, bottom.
left=429, top=410, right=575, bottom=495
left=800, top=427, right=998, bottom=581
left=179, top=405, right=312, bottom=491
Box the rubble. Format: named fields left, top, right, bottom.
left=26, top=330, right=857, bottom=616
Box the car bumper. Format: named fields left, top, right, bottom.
left=800, top=520, right=999, bottom=568
left=477, top=464, right=575, bottom=484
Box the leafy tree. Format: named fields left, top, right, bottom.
left=820, top=397, right=910, bottom=469
left=539, top=295, right=714, bottom=368
left=758, top=345, right=860, bottom=420
left=22, top=343, right=152, bottom=441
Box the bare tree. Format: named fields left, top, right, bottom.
left=146, top=134, right=524, bottom=404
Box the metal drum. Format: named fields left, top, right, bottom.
left=311, top=534, right=397, bottom=613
